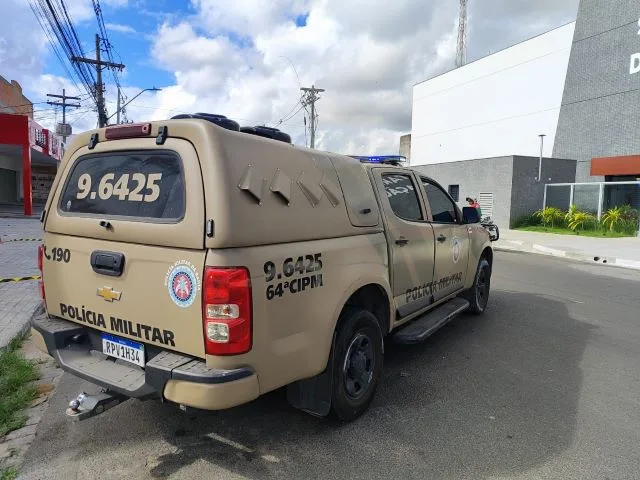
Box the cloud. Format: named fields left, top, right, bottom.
left=0, top=0, right=580, bottom=155
left=106, top=23, right=137, bottom=34
left=0, top=0, right=48, bottom=83
left=142, top=0, right=467, bottom=153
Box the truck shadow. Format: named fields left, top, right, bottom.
left=144, top=290, right=592, bottom=479
left=20, top=290, right=592, bottom=480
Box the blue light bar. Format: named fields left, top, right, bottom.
left=349, top=155, right=407, bottom=164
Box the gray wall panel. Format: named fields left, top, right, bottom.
left=554, top=0, right=640, bottom=170
left=511, top=157, right=577, bottom=222
left=413, top=156, right=514, bottom=228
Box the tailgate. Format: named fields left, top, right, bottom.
left=42, top=137, right=207, bottom=358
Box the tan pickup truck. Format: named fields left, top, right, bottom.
left=31, top=114, right=496, bottom=422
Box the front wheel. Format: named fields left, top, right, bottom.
left=329, top=308, right=383, bottom=422
left=462, top=257, right=491, bottom=314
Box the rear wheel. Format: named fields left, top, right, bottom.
left=329, top=308, right=383, bottom=422
left=463, top=257, right=491, bottom=314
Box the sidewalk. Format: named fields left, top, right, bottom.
left=496, top=229, right=640, bottom=270
left=0, top=218, right=43, bottom=349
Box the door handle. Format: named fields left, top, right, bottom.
left=437, top=234, right=447, bottom=243
left=395, top=238, right=409, bottom=246
left=90, top=250, right=125, bottom=277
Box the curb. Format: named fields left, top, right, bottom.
left=495, top=243, right=640, bottom=271
left=0, top=304, right=43, bottom=352
left=0, top=304, right=63, bottom=474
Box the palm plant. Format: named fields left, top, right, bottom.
left=564, top=204, right=578, bottom=227
left=534, top=207, right=564, bottom=227
left=601, top=206, right=623, bottom=232
left=568, top=211, right=594, bottom=231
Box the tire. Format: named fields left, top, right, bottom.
left=329, top=308, right=384, bottom=422
left=462, top=257, right=491, bottom=314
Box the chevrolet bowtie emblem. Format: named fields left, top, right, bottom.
left=96, top=286, right=122, bottom=302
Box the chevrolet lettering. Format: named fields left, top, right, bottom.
left=32, top=113, right=496, bottom=423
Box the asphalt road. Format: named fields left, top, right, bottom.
left=19, top=251, right=640, bottom=480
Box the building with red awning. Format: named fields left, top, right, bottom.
left=0, top=76, right=64, bottom=217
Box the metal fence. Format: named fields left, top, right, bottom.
left=544, top=181, right=640, bottom=220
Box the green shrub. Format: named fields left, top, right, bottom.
left=602, top=206, right=624, bottom=232
left=534, top=207, right=564, bottom=227
left=568, top=211, right=595, bottom=231
left=512, top=214, right=540, bottom=228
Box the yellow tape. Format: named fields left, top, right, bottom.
left=0, top=238, right=43, bottom=243
left=0, top=275, right=41, bottom=283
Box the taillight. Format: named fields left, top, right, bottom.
left=37, top=245, right=43, bottom=272
left=37, top=245, right=46, bottom=305
left=203, top=267, right=252, bottom=355
left=104, top=122, right=151, bottom=140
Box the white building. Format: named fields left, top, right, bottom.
left=410, top=22, right=576, bottom=166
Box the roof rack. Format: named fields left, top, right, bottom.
left=170, top=113, right=292, bottom=143
left=170, top=113, right=240, bottom=131
left=240, top=125, right=292, bottom=144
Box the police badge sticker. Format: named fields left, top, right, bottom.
left=452, top=237, right=461, bottom=264
left=165, top=260, right=201, bottom=308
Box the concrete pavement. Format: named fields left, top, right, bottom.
left=17, top=252, right=640, bottom=480
left=0, top=218, right=43, bottom=349
left=0, top=218, right=63, bottom=475
left=496, top=229, right=640, bottom=270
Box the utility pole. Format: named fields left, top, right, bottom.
left=300, top=85, right=324, bottom=149
left=72, top=34, right=125, bottom=127
left=116, top=88, right=122, bottom=125
left=46, top=89, right=81, bottom=143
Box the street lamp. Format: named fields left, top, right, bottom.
left=108, top=87, right=162, bottom=124
left=536, top=133, right=546, bottom=182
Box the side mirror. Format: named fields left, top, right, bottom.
left=462, top=206, right=480, bottom=224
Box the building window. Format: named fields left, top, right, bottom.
left=448, top=184, right=460, bottom=202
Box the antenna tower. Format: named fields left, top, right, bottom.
left=456, top=0, right=468, bottom=67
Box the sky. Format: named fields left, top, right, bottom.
left=0, top=0, right=579, bottom=155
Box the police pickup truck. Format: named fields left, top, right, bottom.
left=32, top=113, right=496, bottom=422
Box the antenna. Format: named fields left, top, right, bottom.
left=456, top=0, right=468, bottom=68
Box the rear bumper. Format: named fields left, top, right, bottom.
left=31, top=314, right=259, bottom=410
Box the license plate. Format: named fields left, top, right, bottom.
left=102, top=334, right=145, bottom=367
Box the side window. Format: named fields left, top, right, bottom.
left=382, top=174, right=423, bottom=221
left=422, top=179, right=458, bottom=224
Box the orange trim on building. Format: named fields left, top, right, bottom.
left=590, top=155, right=640, bottom=176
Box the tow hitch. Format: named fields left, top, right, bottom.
left=65, top=390, right=128, bottom=421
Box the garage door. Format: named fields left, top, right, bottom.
left=0, top=168, right=17, bottom=203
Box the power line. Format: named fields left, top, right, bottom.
left=277, top=92, right=305, bottom=126
left=29, top=1, right=82, bottom=93
left=278, top=102, right=305, bottom=125
left=30, top=0, right=97, bottom=103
